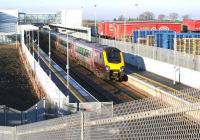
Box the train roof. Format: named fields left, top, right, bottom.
left=42, top=29, right=119, bottom=52
left=55, top=31, right=112, bottom=51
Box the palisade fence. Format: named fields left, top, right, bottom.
left=92, top=37, right=200, bottom=72
left=0, top=97, right=200, bottom=140
left=0, top=99, right=65, bottom=127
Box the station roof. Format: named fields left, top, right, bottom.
left=19, top=25, right=39, bottom=31
left=50, top=24, right=90, bottom=33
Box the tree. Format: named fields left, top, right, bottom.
left=169, top=13, right=179, bottom=20
left=113, top=18, right=117, bottom=21
left=139, top=11, right=155, bottom=20
left=182, top=14, right=191, bottom=20
left=118, top=15, right=125, bottom=21
left=158, top=14, right=166, bottom=20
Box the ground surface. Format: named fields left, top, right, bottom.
left=0, top=45, right=38, bottom=110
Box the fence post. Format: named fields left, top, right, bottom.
left=81, top=112, right=84, bottom=140
left=4, top=106, right=7, bottom=126
left=35, top=104, right=38, bottom=122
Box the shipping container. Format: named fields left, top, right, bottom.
left=155, top=32, right=175, bottom=49
left=177, top=33, right=200, bottom=38
left=183, top=19, right=200, bottom=32
left=98, top=21, right=182, bottom=40
left=91, top=26, right=98, bottom=37
left=133, top=30, right=174, bottom=43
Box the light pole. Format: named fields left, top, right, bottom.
left=49, top=30, right=51, bottom=79
left=37, top=30, right=40, bottom=64
left=29, top=31, right=30, bottom=50
left=32, top=31, right=34, bottom=57
left=173, top=32, right=177, bottom=85
left=94, top=4, right=97, bottom=42
left=123, top=10, right=127, bottom=52
left=66, top=31, right=76, bottom=89
left=66, top=32, right=69, bottom=89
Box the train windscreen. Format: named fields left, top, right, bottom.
left=105, top=48, right=121, bottom=63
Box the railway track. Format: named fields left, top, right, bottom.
left=47, top=47, right=148, bottom=104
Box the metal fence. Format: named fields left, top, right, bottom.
left=0, top=99, right=73, bottom=126
left=0, top=100, right=46, bottom=126
left=0, top=96, right=200, bottom=139
left=92, top=37, right=200, bottom=72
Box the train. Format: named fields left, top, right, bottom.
left=40, top=29, right=125, bottom=81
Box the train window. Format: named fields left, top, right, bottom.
left=75, top=46, right=90, bottom=57
left=106, top=48, right=121, bottom=63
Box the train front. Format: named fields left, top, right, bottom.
left=103, top=47, right=125, bottom=81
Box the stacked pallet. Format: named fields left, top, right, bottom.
left=138, top=38, right=147, bottom=45
left=147, top=35, right=155, bottom=46
left=175, top=38, right=200, bottom=55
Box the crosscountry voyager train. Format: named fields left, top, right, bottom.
left=41, top=29, right=125, bottom=81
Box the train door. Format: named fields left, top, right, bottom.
left=89, top=49, right=95, bottom=68
left=69, top=42, right=76, bottom=59
left=94, top=50, right=105, bottom=72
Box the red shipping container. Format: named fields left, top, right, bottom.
left=183, top=19, right=200, bottom=32
left=98, top=21, right=182, bottom=39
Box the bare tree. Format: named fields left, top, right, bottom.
left=182, top=14, right=191, bottom=20
left=118, top=15, right=125, bottom=21
left=169, top=13, right=179, bottom=20
left=139, top=11, right=155, bottom=20
left=158, top=14, right=166, bottom=20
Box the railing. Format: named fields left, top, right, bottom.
left=0, top=100, right=46, bottom=126
left=0, top=96, right=199, bottom=140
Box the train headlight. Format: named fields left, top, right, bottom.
left=120, top=66, right=125, bottom=71
left=106, top=66, right=110, bottom=71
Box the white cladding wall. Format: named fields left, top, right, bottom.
left=0, top=9, right=18, bottom=33
left=125, top=53, right=200, bottom=89
left=61, top=9, right=82, bottom=27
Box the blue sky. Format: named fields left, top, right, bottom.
left=0, top=0, right=199, bottom=20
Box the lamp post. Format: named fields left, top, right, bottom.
left=49, top=30, right=51, bottom=79
left=173, top=32, right=177, bottom=85
left=32, top=31, right=34, bottom=57
left=94, top=4, right=97, bottom=42
left=66, top=32, right=69, bottom=89
left=29, top=31, right=30, bottom=50
left=123, top=10, right=127, bottom=52
left=66, top=31, right=76, bottom=89
left=37, top=30, right=40, bottom=64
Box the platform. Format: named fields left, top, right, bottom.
left=27, top=44, right=98, bottom=103
left=125, top=63, right=191, bottom=91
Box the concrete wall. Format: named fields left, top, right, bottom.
left=0, top=9, right=18, bottom=33
left=125, top=53, right=200, bottom=89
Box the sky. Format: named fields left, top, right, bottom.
left=0, top=0, right=199, bottom=20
